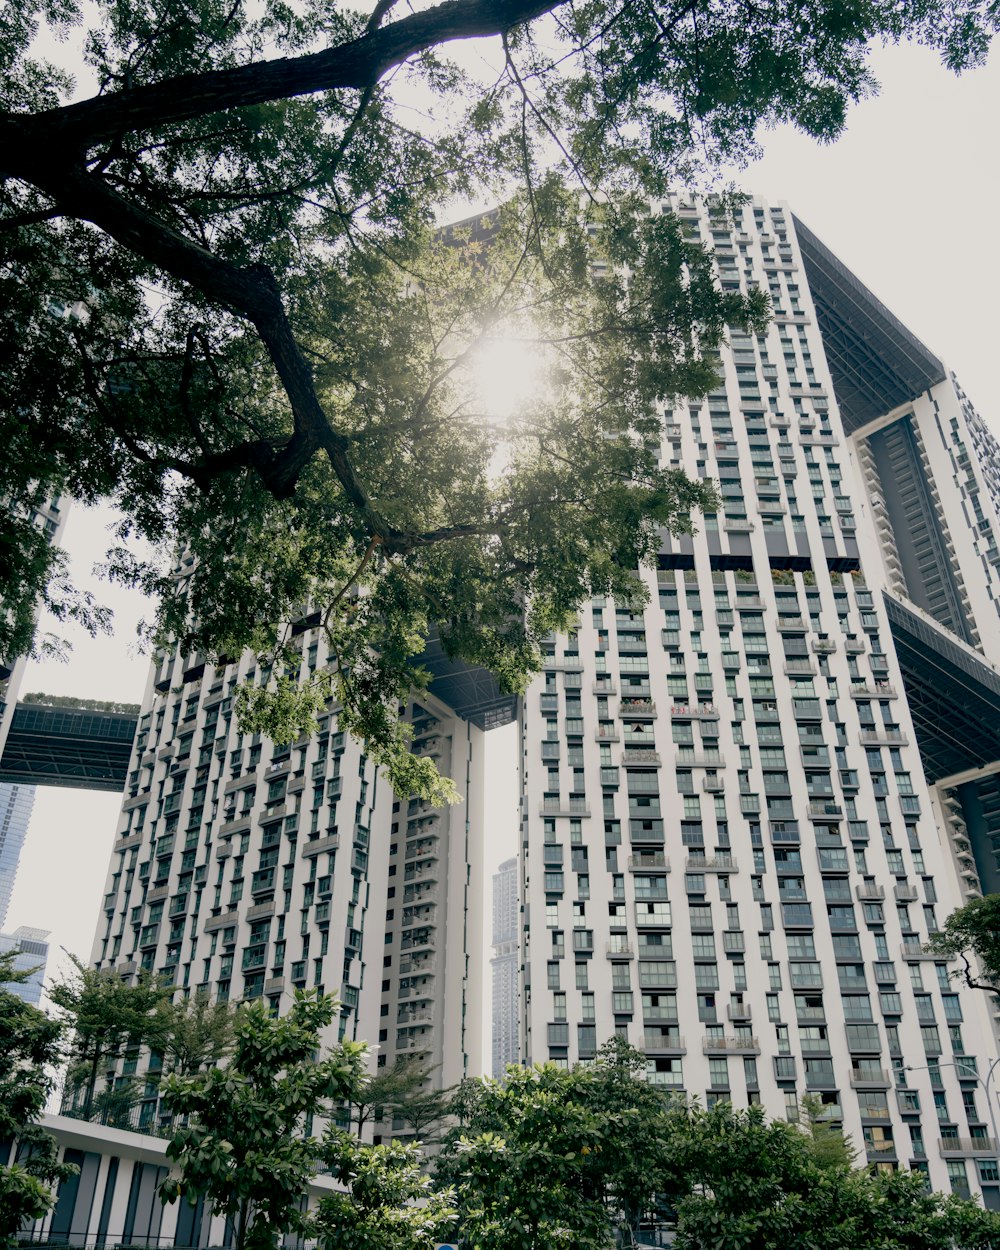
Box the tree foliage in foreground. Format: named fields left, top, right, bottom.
left=313, top=1132, right=455, bottom=1250
left=49, top=953, right=174, bottom=1119
left=926, top=893, right=1000, bottom=993
left=436, top=1049, right=1000, bottom=1250
left=159, top=991, right=365, bottom=1250
left=3, top=0, right=998, bottom=794
left=0, top=952, right=77, bottom=1249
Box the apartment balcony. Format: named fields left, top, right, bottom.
left=900, top=941, right=938, bottom=961
left=635, top=903, right=672, bottom=929
left=628, top=853, right=670, bottom=872
left=594, top=727, right=620, bottom=742
left=723, top=519, right=755, bottom=532
left=784, top=660, right=817, bottom=675
left=644, top=1032, right=686, bottom=1053
left=807, top=801, right=843, bottom=820
left=675, top=750, right=726, bottom=768
left=850, top=1069, right=891, bottom=1088
left=620, top=699, right=657, bottom=718
left=686, top=853, right=738, bottom=873
left=399, top=956, right=437, bottom=976
left=894, top=883, right=919, bottom=902
left=606, top=940, right=635, bottom=959
left=114, top=833, right=144, bottom=853
left=855, top=884, right=886, bottom=901
left=777, top=616, right=807, bottom=632
left=850, top=685, right=900, bottom=705
left=302, top=833, right=339, bottom=858
left=859, top=730, right=909, bottom=747
left=670, top=703, right=719, bottom=719
left=702, top=775, right=725, bottom=793
left=811, top=638, right=837, bottom=653
left=539, top=798, right=591, bottom=816
left=938, top=1138, right=999, bottom=1157
left=727, top=1003, right=752, bottom=1022
left=622, top=749, right=661, bottom=766
left=703, top=1036, right=760, bottom=1055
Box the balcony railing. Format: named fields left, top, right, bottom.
left=938, top=1137, right=999, bottom=1156
left=685, top=854, right=738, bottom=872
left=703, top=1036, right=760, bottom=1054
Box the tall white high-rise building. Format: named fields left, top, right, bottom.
left=86, top=622, right=512, bottom=1135
left=519, top=196, right=1000, bottom=1207
left=0, top=782, right=35, bottom=930
left=491, top=856, right=519, bottom=1076
left=0, top=495, right=65, bottom=1001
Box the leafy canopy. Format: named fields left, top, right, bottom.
left=313, top=1132, right=456, bottom=1250
left=49, top=952, right=174, bottom=1117
left=160, top=990, right=365, bottom=1250
left=926, top=892, right=1000, bottom=993
left=0, top=952, right=77, bottom=1248
left=437, top=1060, right=1000, bottom=1250
left=3, top=0, right=997, bottom=794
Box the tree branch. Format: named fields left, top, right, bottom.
left=1, top=0, right=566, bottom=155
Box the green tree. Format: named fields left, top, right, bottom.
left=658, top=1100, right=1000, bottom=1250
left=159, top=991, right=365, bottom=1250
left=437, top=1056, right=668, bottom=1250
left=155, top=988, right=238, bottom=1078
left=49, top=954, right=173, bottom=1119
left=312, top=1132, right=455, bottom=1250
left=0, top=952, right=77, bottom=1248
left=4, top=0, right=997, bottom=796
left=796, top=1092, right=857, bottom=1171
left=574, top=1038, right=674, bottom=1242
left=346, top=1057, right=432, bottom=1137
left=926, top=893, right=1000, bottom=992
left=395, top=1083, right=452, bottom=1143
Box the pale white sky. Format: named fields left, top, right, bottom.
left=8, top=38, right=999, bottom=1002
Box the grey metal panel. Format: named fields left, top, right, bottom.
left=764, top=532, right=791, bottom=558
left=67, top=1150, right=102, bottom=1245
left=0, top=703, right=138, bottom=790
left=727, top=534, right=752, bottom=556
left=49, top=1148, right=84, bottom=1239
left=96, top=1155, right=119, bottom=1243
left=793, top=216, right=946, bottom=432
left=885, top=593, right=1000, bottom=783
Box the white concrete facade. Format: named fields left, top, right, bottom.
left=518, top=196, right=1000, bottom=1205
left=87, top=623, right=487, bottom=1136
left=10, top=1114, right=339, bottom=1248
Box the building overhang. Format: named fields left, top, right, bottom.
left=0, top=637, right=517, bottom=790
left=885, top=593, right=1000, bottom=785
left=794, top=217, right=946, bottom=433
left=0, top=703, right=138, bottom=791
left=422, top=630, right=519, bottom=731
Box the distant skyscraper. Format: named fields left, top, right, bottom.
left=0, top=492, right=66, bottom=1002
left=0, top=925, right=50, bottom=1005
left=519, top=195, right=1000, bottom=1207
left=491, top=857, right=519, bottom=1077
left=0, top=782, right=35, bottom=930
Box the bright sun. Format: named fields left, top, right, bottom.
left=468, top=333, right=548, bottom=421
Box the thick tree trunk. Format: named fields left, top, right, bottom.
left=83, top=1051, right=101, bottom=1119
left=0, top=0, right=563, bottom=151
